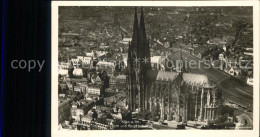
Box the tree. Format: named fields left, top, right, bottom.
left=92, top=109, right=98, bottom=121
left=151, top=106, right=160, bottom=121
left=64, top=84, right=69, bottom=94
left=219, top=105, right=235, bottom=116
left=231, top=18, right=249, bottom=48
left=97, top=118, right=107, bottom=124
left=122, top=110, right=132, bottom=121
left=137, top=111, right=152, bottom=120
left=82, top=68, right=88, bottom=78
left=69, top=116, right=73, bottom=125
left=113, top=119, right=123, bottom=128
left=215, top=114, right=228, bottom=124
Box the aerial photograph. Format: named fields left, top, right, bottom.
left=57, top=6, right=253, bottom=130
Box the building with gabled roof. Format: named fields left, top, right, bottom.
left=73, top=68, right=83, bottom=77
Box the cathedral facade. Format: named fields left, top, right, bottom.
left=126, top=7, right=221, bottom=123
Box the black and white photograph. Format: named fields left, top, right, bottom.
left=51, top=1, right=259, bottom=136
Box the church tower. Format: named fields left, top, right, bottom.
left=127, top=7, right=139, bottom=112
left=139, top=7, right=151, bottom=111
left=127, top=7, right=151, bottom=112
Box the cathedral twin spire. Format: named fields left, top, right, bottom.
left=129, top=7, right=150, bottom=68
left=127, top=7, right=151, bottom=112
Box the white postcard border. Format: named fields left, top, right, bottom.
left=51, top=1, right=260, bottom=137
